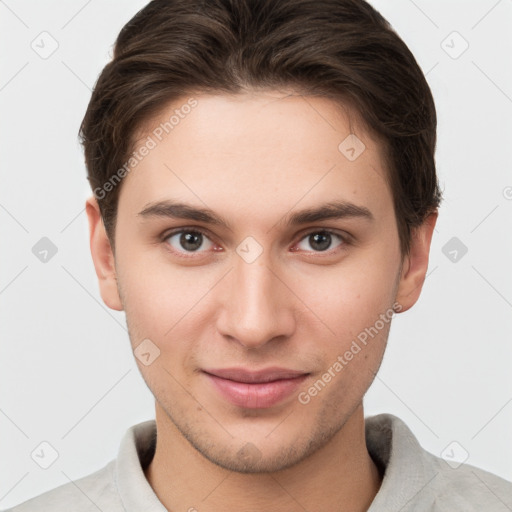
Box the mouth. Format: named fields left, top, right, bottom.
left=202, top=367, right=310, bottom=409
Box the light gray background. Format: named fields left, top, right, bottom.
left=1, top=0, right=511, bottom=508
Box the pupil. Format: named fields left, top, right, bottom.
left=181, top=232, right=202, bottom=251
left=310, top=232, right=331, bottom=251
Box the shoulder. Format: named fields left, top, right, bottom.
left=366, top=413, right=512, bottom=511
left=3, top=419, right=158, bottom=512
left=426, top=450, right=512, bottom=511
left=3, top=460, right=122, bottom=512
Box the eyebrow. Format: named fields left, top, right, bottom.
left=138, top=199, right=374, bottom=230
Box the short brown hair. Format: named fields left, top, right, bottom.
left=79, top=0, right=442, bottom=256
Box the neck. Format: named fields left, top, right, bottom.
left=144, top=403, right=382, bottom=512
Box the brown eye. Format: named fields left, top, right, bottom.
left=296, top=230, right=346, bottom=252
left=165, top=230, right=214, bottom=254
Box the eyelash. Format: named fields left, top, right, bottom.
left=160, top=227, right=351, bottom=258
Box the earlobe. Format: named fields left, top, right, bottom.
left=395, top=211, right=438, bottom=313
left=85, top=196, right=124, bottom=311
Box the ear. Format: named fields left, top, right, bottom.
left=85, top=196, right=124, bottom=311
left=395, top=211, right=438, bottom=313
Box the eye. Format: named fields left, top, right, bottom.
left=164, top=229, right=215, bottom=254
left=294, top=230, right=347, bottom=253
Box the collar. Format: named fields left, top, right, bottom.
left=114, top=413, right=437, bottom=511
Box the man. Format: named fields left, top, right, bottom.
left=6, top=0, right=512, bottom=510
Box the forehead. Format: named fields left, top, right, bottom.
left=118, top=91, right=392, bottom=222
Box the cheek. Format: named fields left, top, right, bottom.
left=116, top=245, right=217, bottom=340
left=298, top=255, right=399, bottom=339
left=116, top=222, right=400, bottom=357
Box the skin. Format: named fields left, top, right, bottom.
left=86, top=90, right=437, bottom=512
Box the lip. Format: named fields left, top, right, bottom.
left=202, top=367, right=309, bottom=409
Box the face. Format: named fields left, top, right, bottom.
left=87, top=90, right=435, bottom=473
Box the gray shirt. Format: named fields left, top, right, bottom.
left=5, top=413, right=512, bottom=511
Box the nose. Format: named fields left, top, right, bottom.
left=216, top=251, right=296, bottom=350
